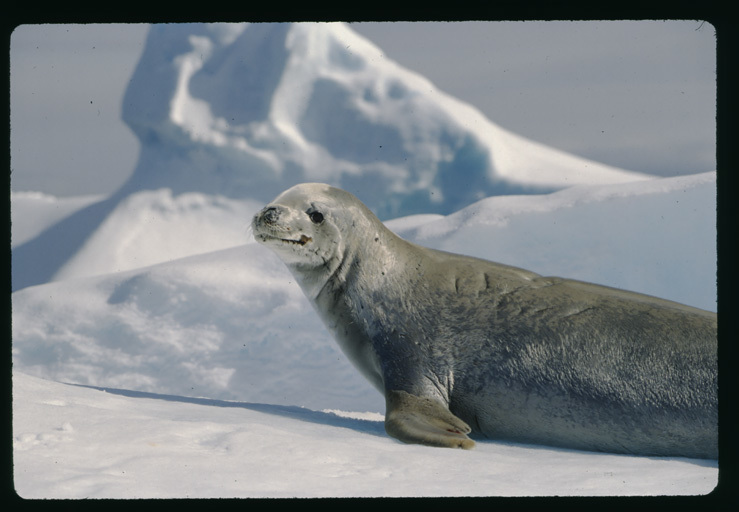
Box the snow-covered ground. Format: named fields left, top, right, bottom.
left=11, top=22, right=718, bottom=498
left=13, top=372, right=717, bottom=499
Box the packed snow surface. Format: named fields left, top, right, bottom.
left=13, top=373, right=717, bottom=499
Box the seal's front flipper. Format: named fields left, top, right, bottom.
left=384, top=390, right=475, bottom=449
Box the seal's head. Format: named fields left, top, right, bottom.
left=252, top=183, right=334, bottom=266
left=252, top=183, right=386, bottom=298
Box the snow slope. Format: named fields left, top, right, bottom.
left=51, top=191, right=264, bottom=282
left=11, top=22, right=652, bottom=291
left=10, top=192, right=105, bottom=247
left=12, top=172, right=717, bottom=498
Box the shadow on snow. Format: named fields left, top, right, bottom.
left=68, top=382, right=387, bottom=439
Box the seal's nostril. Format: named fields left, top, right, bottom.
left=262, top=207, right=279, bottom=224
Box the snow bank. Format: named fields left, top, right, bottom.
left=53, top=190, right=263, bottom=281
left=12, top=241, right=382, bottom=412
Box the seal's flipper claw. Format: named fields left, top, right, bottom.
left=384, top=390, right=475, bottom=449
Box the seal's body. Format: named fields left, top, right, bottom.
left=252, top=183, right=717, bottom=459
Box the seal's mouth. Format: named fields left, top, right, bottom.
left=282, top=234, right=312, bottom=246
left=257, top=232, right=312, bottom=246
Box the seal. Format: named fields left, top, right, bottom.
left=251, top=183, right=718, bottom=459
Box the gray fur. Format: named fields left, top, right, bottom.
left=252, top=183, right=718, bottom=459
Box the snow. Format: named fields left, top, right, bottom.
left=13, top=373, right=717, bottom=499
left=12, top=172, right=718, bottom=498
left=52, top=191, right=264, bottom=281
left=10, top=191, right=105, bottom=247
left=12, top=22, right=653, bottom=291
left=11, top=22, right=718, bottom=498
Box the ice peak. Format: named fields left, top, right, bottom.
left=118, top=22, right=650, bottom=219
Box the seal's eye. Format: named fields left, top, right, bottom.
left=309, top=211, right=324, bottom=224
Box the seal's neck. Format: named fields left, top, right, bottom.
left=289, top=219, right=402, bottom=302
left=289, top=240, right=363, bottom=301
left=288, top=260, right=339, bottom=301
